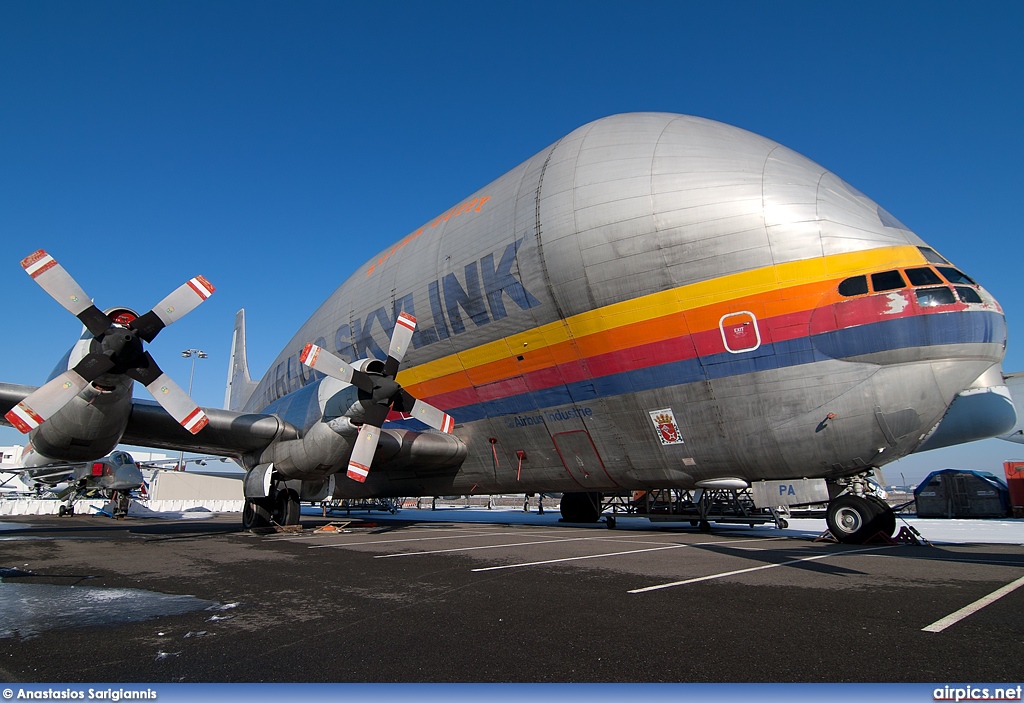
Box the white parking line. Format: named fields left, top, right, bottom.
left=922, top=574, right=1024, bottom=633
left=470, top=537, right=784, bottom=572
left=374, top=534, right=666, bottom=558
left=628, top=545, right=896, bottom=593
left=306, top=528, right=579, bottom=549
left=262, top=525, right=471, bottom=542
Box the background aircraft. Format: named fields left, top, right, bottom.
left=4, top=449, right=144, bottom=517
left=0, top=113, right=1013, bottom=543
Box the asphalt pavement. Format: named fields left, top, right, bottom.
left=1, top=511, right=1023, bottom=683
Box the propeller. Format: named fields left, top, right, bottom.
left=5, top=249, right=214, bottom=436
left=300, top=311, right=455, bottom=483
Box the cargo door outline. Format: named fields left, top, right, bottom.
left=552, top=430, right=619, bottom=489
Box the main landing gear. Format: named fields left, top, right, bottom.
left=242, top=485, right=301, bottom=530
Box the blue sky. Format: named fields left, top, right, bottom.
left=1, top=1, right=1022, bottom=484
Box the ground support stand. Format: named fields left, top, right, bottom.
left=602, top=487, right=782, bottom=530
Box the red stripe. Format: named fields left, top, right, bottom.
left=187, top=280, right=209, bottom=300
left=21, top=404, right=44, bottom=425
left=186, top=278, right=214, bottom=298
left=193, top=275, right=215, bottom=296
left=347, top=462, right=370, bottom=483
left=5, top=410, right=32, bottom=433
left=27, top=259, right=57, bottom=278
left=21, top=249, right=49, bottom=269
left=300, top=343, right=319, bottom=366
left=188, top=415, right=210, bottom=434
left=397, top=313, right=417, bottom=330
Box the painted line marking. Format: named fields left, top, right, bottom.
left=374, top=534, right=669, bottom=558
left=470, top=537, right=784, bottom=572
left=628, top=545, right=897, bottom=593
left=861, top=554, right=1024, bottom=567
left=922, top=574, right=1024, bottom=633
left=307, top=528, right=574, bottom=549
left=261, top=526, right=474, bottom=542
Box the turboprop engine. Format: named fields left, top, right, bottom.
left=243, top=313, right=464, bottom=484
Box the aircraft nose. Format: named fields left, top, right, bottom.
left=111, top=464, right=144, bottom=491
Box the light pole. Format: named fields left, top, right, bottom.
left=176, top=349, right=207, bottom=471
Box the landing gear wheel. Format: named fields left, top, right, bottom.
left=114, top=491, right=130, bottom=518
left=58, top=505, right=67, bottom=517
left=865, top=495, right=896, bottom=538
left=273, top=488, right=301, bottom=526
left=698, top=520, right=711, bottom=533
left=559, top=492, right=602, bottom=523
left=826, top=495, right=882, bottom=544
left=242, top=497, right=273, bottom=529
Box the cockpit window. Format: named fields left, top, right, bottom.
left=916, top=287, right=956, bottom=307
left=871, top=270, right=906, bottom=292
left=936, top=267, right=977, bottom=286
left=905, top=267, right=942, bottom=286
left=955, top=286, right=983, bottom=304
left=838, top=275, right=868, bottom=297
left=918, top=247, right=951, bottom=265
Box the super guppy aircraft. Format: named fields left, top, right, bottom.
left=1, top=113, right=1013, bottom=542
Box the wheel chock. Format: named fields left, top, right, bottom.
left=892, top=525, right=931, bottom=546
left=813, top=529, right=838, bottom=543
left=314, top=521, right=351, bottom=533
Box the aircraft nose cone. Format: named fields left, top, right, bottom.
left=111, top=465, right=144, bottom=491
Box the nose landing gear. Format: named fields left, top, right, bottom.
left=825, top=491, right=897, bottom=544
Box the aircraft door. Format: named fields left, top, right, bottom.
left=551, top=430, right=619, bottom=490
left=719, top=311, right=761, bottom=353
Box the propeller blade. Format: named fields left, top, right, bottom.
left=299, top=343, right=375, bottom=394
left=384, top=312, right=416, bottom=378
left=346, top=424, right=381, bottom=483
left=20, top=250, right=110, bottom=336
left=4, top=370, right=89, bottom=433
left=72, top=352, right=117, bottom=383
left=397, top=390, right=455, bottom=433
left=126, top=353, right=209, bottom=434
left=130, top=275, right=215, bottom=343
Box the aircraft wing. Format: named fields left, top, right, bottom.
left=1, top=382, right=463, bottom=475
left=16, top=465, right=77, bottom=485
left=0, top=382, right=301, bottom=459
left=121, top=399, right=301, bottom=457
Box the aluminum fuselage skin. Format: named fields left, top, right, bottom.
left=245, top=113, right=1005, bottom=498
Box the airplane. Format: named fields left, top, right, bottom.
left=0, top=112, right=1014, bottom=543
left=7, top=449, right=144, bottom=517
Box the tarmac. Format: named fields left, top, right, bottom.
left=1, top=507, right=1023, bottom=683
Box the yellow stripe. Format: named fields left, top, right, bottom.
left=397, top=245, right=925, bottom=386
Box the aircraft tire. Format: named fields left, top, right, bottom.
left=559, top=492, right=602, bottom=523
left=826, top=495, right=883, bottom=544
left=865, top=495, right=896, bottom=538
left=242, top=498, right=273, bottom=529
left=274, top=489, right=301, bottom=526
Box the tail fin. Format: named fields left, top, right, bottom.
left=224, top=309, right=259, bottom=411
